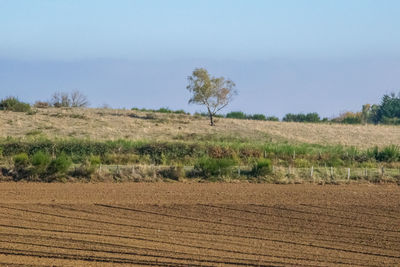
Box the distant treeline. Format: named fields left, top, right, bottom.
left=2, top=91, right=400, bottom=125
left=130, top=92, right=400, bottom=125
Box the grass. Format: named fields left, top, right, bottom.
left=0, top=107, right=399, bottom=148
left=0, top=107, right=399, bottom=183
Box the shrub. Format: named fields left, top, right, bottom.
left=266, top=116, right=279, bottom=121
left=173, top=109, right=187, bottom=114
left=377, top=145, right=400, bottom=162
left=251, top=159, right=272, bottom=177
left=13, top=153, right=31, bottom=180
left=70, top=163, right=96, bottom=179
left=283, top=112, right=321, bottom=123
left=46, top=154, right=72, bottom=175
left=89, top=155, right=101, bottom=166
left=381, top=117, right=400, bottom=125
left=157, top=107, right=172, bottom=113
left=31, top=151, right=51, bottom=174
left=0, top=97, right=31, bottom=112
left=249, top=114, right=267, bottom=121
left=194, top=157, right=236, bottom=178
left=13, top=153, right=29, bottom=169
left=158, top=165, right=185, bottom=181
left=226, top=111, right=246, bottom=119
left=51, top=91, right=88, bottom=108
left=34, top=101, right=50, bottom=108
left=332, top=112, right=362, bottom=124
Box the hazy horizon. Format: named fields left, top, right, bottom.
left=1, top=0, right=400, bottom=118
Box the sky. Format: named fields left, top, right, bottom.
left=1, top=0, right=400, bottom=118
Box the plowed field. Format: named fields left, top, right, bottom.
left=0, top=183, right=399, bottom=266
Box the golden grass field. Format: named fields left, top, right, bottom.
left=1, top=107, right=399, bottom=148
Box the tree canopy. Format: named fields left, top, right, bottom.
left=187, top=68, right=237, bottom=126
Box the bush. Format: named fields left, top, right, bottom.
left=132, top=107, right=188, bottom=115
left=332, top=112, right=362, bottom=124
left=266, top=116, right=279, bottom=121
left=251, top=159, right=272, bottom=177
left=0, top=97, right=31, bottom=112
left=13, top=153, right=29, bottom=169
left=51, top=91, right=89, bottom=108
left=13, top=153, right=31, bottom=180
left=249, top=114, right=267, bottom=121
left=381, top=117, right=400, bottom=125
left=70, top=163, right=96, bottom=179
left=226, top=111, right=247, bottom=119
left=173, top=109, right=187, bottom=114
left=158, top=165, right=185, bottom=181
left=31, top=151, right=51, bottom=174
left=34, top=101, right=50, bottom=108
left=89, top=155, right=101, bottom=166
left=46, top=154, right=72, bottom=175
left=194, top=157, right=236, bottom=178
left=377, top=145, right=400, bottom=162
left=283, top=112, right=321, bottom=123
left=156, top=107, right=172, bottom=113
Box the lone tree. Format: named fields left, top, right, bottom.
left=187, top=68, right=237, bottom=126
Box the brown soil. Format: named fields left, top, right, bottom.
left=0, top=183, right=399, bottom=266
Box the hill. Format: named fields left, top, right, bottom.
left=1, top=107, right=399, bottom=148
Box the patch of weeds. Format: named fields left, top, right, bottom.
left=194, top=157, right=236, bottom=179
left=25, top=130, right=43, bottom=137
left=158, top=165, right=185, bottom=181
left=0, top=97, right=31, bottom=112
left=251, top=159, right=272, bottom=177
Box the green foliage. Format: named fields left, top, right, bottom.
left=156, top=107, right=172, bottom=113
left=376, top=145, right=400, bottom=162
left=31, top=151, right=51, bottom=174
left=378, top=93, right=400, bottom=123
left=332, top=112, right=362, bottom=124
left=194, top=157, right=236, bottom=178
left=13, top=153, right=29, bottom=169
left=226, top=111, right=247, bottom=119
left=251, top=159, right=272, bottom=176
left=131, top=107, right=188, bottom=115
left=249, top=114, right=267, bottom=120
left=47, top=154, right=72, bottom=175
left=381, top=117, right=400, bottom=125
left=0, top=97, right=31, bottom=112
left=89, top=155, right=101, bottom=166
left=266, top=116, right=279, bottom=121
left=360, top=92, right=400, bottom=124
left=187, top=68, right=237, bottom=126
left=226, top=111, right=268, bottom=121
left=1, top=138, right=399, bottom=176
left=283, top=112, right=321, bottom=123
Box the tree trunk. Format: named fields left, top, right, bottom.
left=207, top=108, right=215, bottom=126
left=209, top=112, right=215, bottom=126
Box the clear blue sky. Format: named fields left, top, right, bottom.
left=1, top=0, right=400, bottom=117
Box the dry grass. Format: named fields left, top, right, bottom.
left=1, top=107, right=399, bottom=148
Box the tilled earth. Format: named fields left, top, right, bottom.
left=0, top=183, right=399, bottom=266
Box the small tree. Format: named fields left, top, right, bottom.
left=187, top=68, right=237, bottom=126
left=51, top=92, right=70, bottom=107
left=70, top=91, right=89, bottom=107
left=50, top=91, right=89, bottom=108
